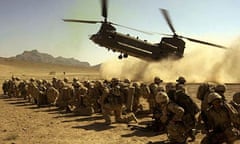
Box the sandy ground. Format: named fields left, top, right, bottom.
left=0, top=83, right=239, bottom=144
left=0, top=59, right=239, bottom=144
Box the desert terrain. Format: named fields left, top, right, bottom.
left=0, top=58, right=239, bottom=144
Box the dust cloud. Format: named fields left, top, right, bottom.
left=100, top=38, right=240, bottom=83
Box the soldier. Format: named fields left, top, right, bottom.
left=100, top=78, right=138, bottom=125
left=56, top=80, right=74, bottom=112
left=214, top=84, right=227, bottom=101
left=72, top=81, right=94, bottom=115
left=45, top=82, right=59, bottom=106
left=8, top=77, right=17, bottom=98
left=176, top=76, right=187, bottom=94
left=72, top=77, right=79, bottom=88
left=52, top=77, right=58, bottom=90
left=18, top=80, right=28, bottom=99
left=148, top=76, right=164, bottom=113
left=155, top=91, right=187, bottom=144
left=176, top=76, right=186, bottom=85
left=230, top=92, right=240, bottom=113
left=2, top=80, right=9, bottom=95
left=196, top=82, right=216, bottom=132
left=174, top=84, right=200, bottom=142
left=201, top=92, right=240, bottom=144
left=165, top=82, right=176, bottom=101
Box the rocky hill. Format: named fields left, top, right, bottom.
left=11, top=50, right=90, bottom=67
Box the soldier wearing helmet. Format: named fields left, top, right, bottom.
left=214, top=84, right=227, bottom=101
left=2, top=80, right=9, bottom=95
left=201, top=92, right=240, bottom=144
left=230, top=92, right=240, bottom=113
left=100, top=78, right=138, bottom=125
left=155, top=91, right=187, bottom=143
left=176, top=76, right=186, bottom=85
left=52, top=77, right=58, bottom=90
left=63, top=77, right=69, bottom=83
left=176, top=76, right=187, bottom=94
left=148, top=76, right=164, bottom=113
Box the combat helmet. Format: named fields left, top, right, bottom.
left=155, top=91, right=169, bottom=104
left=233, top=92, right=240, bottom=104
left=154, top=76, right=163, bottom=84
left=215, top=84, right=226, bottom=93
left=63, top=77, right=69, bottom=83
left=207, top=92, right=222, bottom=104
left=176, top=76, right=186, bottom=84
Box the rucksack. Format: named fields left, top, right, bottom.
left=175, top=91, right=200, bottom=116
left=196, top=82, right=215, bottom=101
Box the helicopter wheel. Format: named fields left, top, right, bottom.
left=123, top=53, right=128, bottom=58
left=118, top=54, right=123, bottom=59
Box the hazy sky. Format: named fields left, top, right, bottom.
left=0, top=0, right=239, bottom=65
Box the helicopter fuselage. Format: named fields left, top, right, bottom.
left=90, top=24, right=185, bottom=60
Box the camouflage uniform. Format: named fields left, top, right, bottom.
left=100, top=78, right=138, bottom=125
left=174, top=86, right=200, bottom=142
left=18, top=80, right=28, bottom=99
left=201, top=92, right=240, bottom=144
left=214, top=84, right=227, bottom=101
left=230, top=92, right=240, bottom=113
left=148, top=76, right=164, bottom=113
left=46, top=82, right=59, bottom=105
left=2, top=80, right=9, bottom=95
left=27, top=78, right=39, bottom=104
left=56, top=80, right=74, bottom=111
left=72, top=82, right=94, bottom=115
left=8, top=79, right=17, bottom=97
left=155, top=91, right=187, bottom=143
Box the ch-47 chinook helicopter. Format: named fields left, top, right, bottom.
left=63, top=0, right=226, bottom=61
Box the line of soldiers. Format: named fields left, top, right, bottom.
left=2, top=76, right=240, bottom=143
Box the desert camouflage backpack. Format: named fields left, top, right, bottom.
left=196, top=82, right=215, bottom=101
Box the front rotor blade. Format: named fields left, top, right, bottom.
left=180, top=36, right=227, bottom=49
left=102, top=0, right=108, bottom=21
left=63, top=19, right=102, bottom=24
left=160, top=9, right=176, bottom=35
left=111, top=22, right=153, bottom=35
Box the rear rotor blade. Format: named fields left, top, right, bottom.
left=63, top=19, right=102, bottom=24
left=179, top=35, right=227, bottom=49
left=102, top=0, right=108, bottom=21
left=160, top=8, right=176, bottom=35
left=111, top=22, right=153, bottom=35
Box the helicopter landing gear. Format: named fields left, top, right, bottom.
left=118, top=54, right=123, bottom=59
left=123, top=53, right=128, bottom=58
left=118, top=53, right=128, bottom=59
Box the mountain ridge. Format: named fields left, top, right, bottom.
left=9, top=49, right=91, bottom=67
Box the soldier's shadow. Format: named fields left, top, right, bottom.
left=61, top=115, right=103, bottom=123
left=122, top=121, right=166, bottom=138
left=72, top=122, right=115, bottom=131
left=146, top=141, right=171, bottom=144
